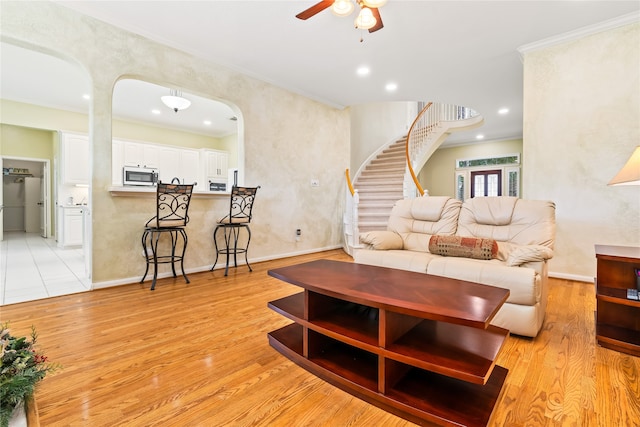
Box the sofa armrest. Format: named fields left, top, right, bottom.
left=359, top=231, right=403, bottom=250
left=507, top=244, right=554, bottom=266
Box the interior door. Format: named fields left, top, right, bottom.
left=471, top=170, right=502, bottom=198
left=25, top=176, right=41, bottom=233
left=39, top=175, right=45, bottom=237
left=41, top=163, right=49, bottom=237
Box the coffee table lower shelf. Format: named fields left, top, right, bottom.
left=269, top=323, right=508, bottom=427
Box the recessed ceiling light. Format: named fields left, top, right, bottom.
left=203, top=120, right=212, bottom=125
left=498, top=108, right=509, bottom=115
left=151, top=109, right=161, bottom=115
left=385, top=82, right=398, bottom=92
left=356, top=66, right=370, bottom=76
left=82, top=94, right=90, bottom=100
left=476, top=134, right=485, bottom=140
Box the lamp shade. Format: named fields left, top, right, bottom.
left=608, top=146, right=640, bottom=186
left=362, top=0, right=387, bottom=8
left=332, top=0, right=354, bottom=17
left=354, top=7, right=376, bottom=30
left=161, top=89, right=191, bottom=113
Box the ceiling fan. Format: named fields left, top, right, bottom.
left=296, top=0, right=386, bottom=33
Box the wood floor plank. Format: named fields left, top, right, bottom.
left=2, top=250, right=639, bottom=426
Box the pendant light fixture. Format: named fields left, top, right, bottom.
left=161, top=89, right=191, bottom=113
left=332, top=0, right=355, bottom=16
left=362, top=0, right=387, bottom=8
left=354, top=6, right=376, bottom=30
left=296, top=0, right=386, bottom=34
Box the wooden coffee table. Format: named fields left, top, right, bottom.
left=267, top=260, right=510, bottom=427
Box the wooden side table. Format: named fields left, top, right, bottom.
left=595, top=245, right=640, bottom=357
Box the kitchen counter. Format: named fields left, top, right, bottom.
left=108, top=186, right=229, bottom=198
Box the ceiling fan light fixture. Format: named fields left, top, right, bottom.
left=354, top=7, right=376, bottom=30
left=332, top=0, right=354, bottom=17
left=161, top=89, right=191, bottom=113
left=362, top=0, right=387, bottom=8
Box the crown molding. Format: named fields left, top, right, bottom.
left=517, top=10, right=640, bottom=57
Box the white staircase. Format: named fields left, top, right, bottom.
left=343, top=102, right=484, bottom=255
left=354, top=138, right=406, bottom=233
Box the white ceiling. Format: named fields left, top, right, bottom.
left=3, top=1, right=639, bottom=144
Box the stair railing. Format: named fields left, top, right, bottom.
left=343, top=168, right=360, bottom=255
left=405, top=103, right=479, bottom=196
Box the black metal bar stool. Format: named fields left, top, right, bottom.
left=211, top=185, right=260, bottom=276
left=141, top=182, right=194, bottom=290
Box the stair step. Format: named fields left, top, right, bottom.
left=370, top=158, right=404, bottom=165
left=357, top=189, right=403, bottom=196
left=358, top=173, right=404, bottom=180
left=356, top=173, right=404, bottom=184
left=352, top=137, right=409, bottom=238
left=356, top=181, right=403, bottom=188
left=358, top=193, right=403, bottom=200
left=359, top=171, right=404, bottom=178
left=362, top=167, right=405, bottom=175
left=359, top=222, right=389, bottom=230
left=377, top=151, right=405, bottom=159
left=358, top=213, right=389, bottom=225
left=358, top=205, right=397, bottom=211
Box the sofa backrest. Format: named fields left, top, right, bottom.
left=456, top=197, right=556, bottom=248
left=387, top=196, right=462, bottom=251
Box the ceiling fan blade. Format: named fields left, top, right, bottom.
left=368, top=7, right=384, bottom=33
left=296, top=0, right=334, bottom=20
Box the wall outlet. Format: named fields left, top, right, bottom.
left=310, top=179, right=320, bottom=187
left=295, top=228, right=301, bottom=241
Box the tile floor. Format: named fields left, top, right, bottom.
left=0, top=231, right=90, bottom=305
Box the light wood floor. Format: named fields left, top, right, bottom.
left=2, top=250, right=639, bottom=426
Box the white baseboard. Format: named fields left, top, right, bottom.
left=549, top=271, right=594, bottom=283
left=91, top=245, right=345, bottom=290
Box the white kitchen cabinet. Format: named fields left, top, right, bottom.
left=201, top=149, right=229, bottom=191
left=62, top=133, right=89, bottom=185
left=122, top=141, right=143, bottom=167
left=122, top=140, right=159, bottom=169
left=202, top=149, right=228, bottom=179
left=143, top=144, right=159, bottom=168
left=58, top=206, right=84, bottom=247
left=157, top=147, right=199, bottom=185
left=180, top=149, right=200, bottom=186
left=157, top=146, right=180, bottom=183
left=111, top=140, right=225, bottom=189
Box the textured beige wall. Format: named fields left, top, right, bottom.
left=419, top=139, right=523, bottom=197
left=523, top=22, right=640, bottom=280
left=350, top=102, right=415, bottom=172
left=1, top=2, right=349, bottom=284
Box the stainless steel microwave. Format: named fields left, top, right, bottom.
left=208, top=179, right=226, bottom=192
left=123, top=166, right=158, bottom=186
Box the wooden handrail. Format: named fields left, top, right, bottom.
left=345, top=168, right=355, bottom=196
left=405, top=102, right=432, bottom=196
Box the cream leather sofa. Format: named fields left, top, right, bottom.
left=354, top=196, right=556, bottom=337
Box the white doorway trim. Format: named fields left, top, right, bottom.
left=1, top=156, right=51, bottom=239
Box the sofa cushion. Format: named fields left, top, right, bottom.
left=359, top=230, right=403, bottom=250
left=465, top=196, right=518, bottom=225
left=457, top=197, right=556, bottom=249
left=427, top=257, right=539, bottom=306
left=387, top=197, right=462, bottom=252
left=354, top=249, right=439, bottom=274
left=428, top=235, right=498, bottom=260
left=506, top=244, right=554, bottom=266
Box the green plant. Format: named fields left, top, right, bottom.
left=0, top=323, right=58, bottom=427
